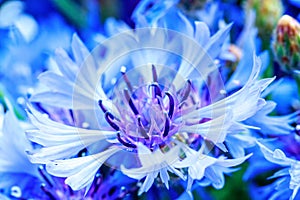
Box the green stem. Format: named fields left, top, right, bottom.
left=51, top=0, right=87, bottom=28
left=295, top=73, right=300, bottom=98
left=262, top=49, right=274, bottom=79
left=0, top=87, right=26, bottom=120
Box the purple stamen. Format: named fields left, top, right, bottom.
left=105, top=112, right=120, bottom=131
left=69, top=110, right=75, bottom=125
left=121, top=71, right=133, bottom=92
left=152, top=64, right=158, bottom=82
left=190, top=95, right=196, bottom=105
left=98, top=100, right=107, bottom=113
left=163, top=116, right=170, bottom=137
left=178, top=101, right=188, bottom=109
left=138, top=117, right=149, bottom=139
left=98, top=65, right=186, bottom=150
left=150, top=83, right=162, bottom=98
left=124, top=89, right=139, bottom=115
left=165, top=92, right=175, bottom=119
left=180, top=80, right=191, bottom=102
left=137, top=117, right=144, bottom=127
left=117, top=132, right=137, bottom=148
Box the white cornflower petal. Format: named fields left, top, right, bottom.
left=121, top=143, right=184, bottom=194
left=180, top=112, right=233, bottom=143
left=257, top=142, right=294, bottom=166
left=46, top=146, right=120, bottom=191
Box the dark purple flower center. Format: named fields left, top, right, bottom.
left=99, top=65, right=202, bottom=151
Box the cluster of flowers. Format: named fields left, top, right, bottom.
left=0, top=0, right=300, bottom=199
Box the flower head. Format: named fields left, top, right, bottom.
left=27, top=12, right=271, bottom=195
left=273, top=15, right=300, bottom=73
left=256, top=141, right=300, bottom=200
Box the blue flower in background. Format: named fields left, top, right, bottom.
left=132, top=0, right=179, bottom=27
left=0, top=0, right=73, bottom=104
left=255, top=141, right=300, bottom=200
left=132, top=0, right=222, bottom=35
left=271, top=78, right=300, bottom=115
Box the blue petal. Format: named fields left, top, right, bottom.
left=245, top=101, right=298, bottom=135
left=257, top=142, right=294, bottom=166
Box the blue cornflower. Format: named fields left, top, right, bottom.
left=270, top=78, right=300, bottom=115
left=0, top=0, right=73, bottom=102
left=132, top=0, right=222, bottom=36
left=256, top=141, right=300, bottom=200
left=224, top=9, right=267, bottom=91
left=27, top=13, right=272, bottom=195
left=132, top=0, right=245, bottom=37
left=132, top=0, right=179, bottom=27
left=0, top=102, right=37, bottom=178
left=188, top=1, right=223, bottom=32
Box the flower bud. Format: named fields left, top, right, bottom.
left=273, top=15, right=300, bottom=73
left=246, top=0, right=283, bottom=42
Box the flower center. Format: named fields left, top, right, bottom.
left=99, top=65, right=201, bottom=151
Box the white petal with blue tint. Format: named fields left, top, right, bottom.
left=71, top=34, right=90, bottom=65
left=46, top=146, right=120, bottom=191
left=0, top=110, right=38, bottom=177
left=26, top=106, right=116, bottom=163
left=121, top=143, right=184, bottom=195
left=290, top=163, right=300, bottom=200
left=174, top=145, right=251, bottom=190
left=257, top=142, right=294, bottom=166
left=180, top=112, right=233, bottom=143
left=182, top=55, right=274, bottom=124
left=30, top=35, right=108, bottom=109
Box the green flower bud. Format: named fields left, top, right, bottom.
left=273, top=15, right=300, bottom=73
left=246, top=0, right=283, bottom=42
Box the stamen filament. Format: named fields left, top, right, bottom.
left=165, top=92, right=175, bottom=119
left=124, top=89, right=139, bottom=116
left=98, top=100, right=107, bottom=113
left=180, top=80, right=192, bottom=102
left=121, top=67, right=134, bottom=92
left=138, top=117, right=149, bottom=139
left=163, top=115, right=170, bottom=137
left=117, top=132, right=137, bottom=148
left=105, top=112, right=120, bottom=131
left=150, top=83, right=162, bottom=98
left=152, top=64, right=158, bottom=82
